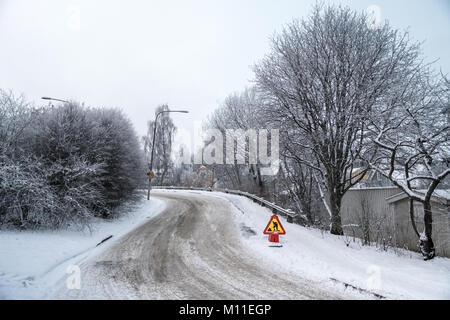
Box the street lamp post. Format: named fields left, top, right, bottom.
left=147, top=109, right=188, bottom=200
left=41, top=96, right=70, bottom=103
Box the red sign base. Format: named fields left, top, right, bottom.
left=268, top=233, right=279, bottom=243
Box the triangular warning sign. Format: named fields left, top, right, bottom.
left=263, top=214, right=286, bottom=235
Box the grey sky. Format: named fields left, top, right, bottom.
left=1, top=0, right=449, bottom=138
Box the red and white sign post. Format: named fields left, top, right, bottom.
left=263, top=214, right=286, bottom=246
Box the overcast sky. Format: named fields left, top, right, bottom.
left=1, top=0, right=449, bottom=138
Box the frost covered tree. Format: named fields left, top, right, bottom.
left=367, top=74, right=449, bottom=259
left=279, top=155, right=319, bottom=225
left=205, top=87, right=269, bottom=195
left=143, top=104, right=177, bottom=185
left=0, top=90, right=34, bottom=159
left=254, top=4, right=433, bottom=235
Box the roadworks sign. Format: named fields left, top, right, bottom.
left=263, top=214, right=286, bottom=235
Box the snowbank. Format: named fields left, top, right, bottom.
left=219, top=191, right=450, bottom=300
left=0, top=196, right=166, bottom=299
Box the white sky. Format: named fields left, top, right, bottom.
left=0, top=0, right=449, bottom=138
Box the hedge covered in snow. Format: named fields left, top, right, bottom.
left=0, top=90, right=145, bottom=229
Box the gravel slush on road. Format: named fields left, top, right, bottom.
left=55, top=191, right=359, bottom=299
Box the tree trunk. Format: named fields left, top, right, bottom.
left=329, top=191, right=344, bottom=235
left=419, top=200, right=435, bottom=260
left=256, top=164, right=265, bottom=195
left=409, top=198, right=420, bottom=238
left=160, top=168, right=168, bottom=186
left=301, top=199, right=313, bottom=225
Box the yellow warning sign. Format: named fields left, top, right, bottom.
left=263, top=215, right=286, bottom=235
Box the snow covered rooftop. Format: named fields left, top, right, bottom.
left=386, top=189, right=450, bottom=205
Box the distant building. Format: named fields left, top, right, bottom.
left=350, top=168, right=392, bottom=188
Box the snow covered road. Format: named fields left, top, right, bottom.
left=54, top=191, right=355, bottom=299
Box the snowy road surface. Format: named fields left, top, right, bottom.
left=55, top=191, right=355, bottom=299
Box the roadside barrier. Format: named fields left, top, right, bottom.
left=152, top=186, right=309, bottom=224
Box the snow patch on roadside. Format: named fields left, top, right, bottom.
left=0, top=196, right=166, bottom=299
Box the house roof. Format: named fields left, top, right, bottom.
left=351, top=167, right=374, bottom=180
left=432, top=190, right=450, bottom=201
left=386, top=189, right=450, bottom=205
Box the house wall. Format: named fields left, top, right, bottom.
left=341, top=187, right=400, bottom=245
left=394, top=199, right=450, bottom=257
left=341, top=187, right=450, bottom=258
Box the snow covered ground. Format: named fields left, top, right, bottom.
left=199, top=190, right=450, bottom=300
left=1, top=189, right=449, bottom=300
left=0, top=196, right=166, bottom=299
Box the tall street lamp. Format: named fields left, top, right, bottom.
left=147, top=109, right=188, bottom=200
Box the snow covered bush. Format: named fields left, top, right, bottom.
left=88, top=108, right=145, bottom=212
left=0, top=91, right=144, bottom=229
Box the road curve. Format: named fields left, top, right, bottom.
left=57, top=191, right=349, bottom=299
